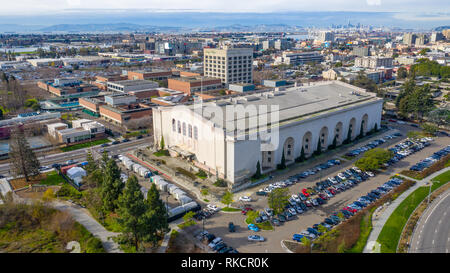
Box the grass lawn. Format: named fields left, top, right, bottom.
left=39, top=170, right=65, bottom=186
left=61, top=139, right=110, bottom=152
left=432, top=170, right=450, bottom=183
left=256, top=221, right=274, bottom=231
left=153, top=150, right=169, bottom=157
left=177, top=220, right=196, bottom=229
left=250, top=174, right=268, bottom=182
left=221, top=207, right=241, bottom=212
left=377, top=170, right=450, bottom=253
left=123, top=130, right=148, bottom=138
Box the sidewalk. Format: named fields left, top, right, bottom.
left=51, top=200, right=123, bottom=253
left=363, top=166, right=450, bottom=253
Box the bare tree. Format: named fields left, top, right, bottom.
left=9, top=125, right=40, bottom=182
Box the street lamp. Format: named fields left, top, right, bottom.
left=427, top=181, right=432, bottom=204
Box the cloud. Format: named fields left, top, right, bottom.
left=366, top=0, right=381, bottom=6
left=67, top=0, right=81, bottom=6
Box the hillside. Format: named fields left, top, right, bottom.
left=0, top=202, right=105, bottom=253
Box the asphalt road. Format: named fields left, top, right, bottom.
left=0, top=137, right=152, bottom=176
left=410, top=189, right=450, bottom=253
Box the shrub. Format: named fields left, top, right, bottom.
left=213, top=179, right=227, bottom=187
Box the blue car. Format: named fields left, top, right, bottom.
left=248, top=224, right=260, bottom=232
left=293, top=234, right=305, bottom=242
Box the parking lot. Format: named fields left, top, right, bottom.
left=198, top=131, right=450, bottom=253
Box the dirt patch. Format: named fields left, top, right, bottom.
left=166, top=229, right=207, bottom=253
left=9, top=174, right=47, bottom=190
left=15, top=186, right=60, bottom=199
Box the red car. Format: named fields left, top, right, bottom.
left=343, top=207, right=357, bottom=213
left=328, top=188, right=337, bottom=195
left=241, top=207, right=253, bottom=215
left=302, top=189, right=310, bottom=197
left=319, top=193, right=328, bottom=200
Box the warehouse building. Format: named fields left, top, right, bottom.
left=152, top=81, right=383, bottom=187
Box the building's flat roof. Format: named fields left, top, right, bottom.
left=172, top=76, right=221, bottom=83
left=189, top=81, right=381, bottom=135
left=109, top=80, right=157, bottom=87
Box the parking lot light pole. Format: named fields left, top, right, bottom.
left=427, top=181, right=432, bottom=204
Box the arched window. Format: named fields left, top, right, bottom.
left=194, top=126, right=198, bottom=140
left=177, top=121, right=181, bottom=134
left=188, top=125, right=192, bottom=138
left=182, top=122, right=186, bottom=136
left=172, top=119, right=176, bottom=132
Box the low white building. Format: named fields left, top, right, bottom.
left=153, top=81, right=383, bottom=187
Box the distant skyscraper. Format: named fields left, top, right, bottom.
left=430, top=32, right=444, bottom=43
left=415, top=34, right=429, bottom=46
left=403, top=33, right=417, bottom=46
left=317, top=31, right=334, bottom=42
left=352, top=47, right=371, bottom=57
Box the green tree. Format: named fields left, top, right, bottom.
left=421, top=123, right=438, bottom=135
left=397, top=67, right=408, bottom=79
left=85, top=150, right=97, bottom=174
left=358, top=122, right=364, bottom=139
left=296, top=146, right=306, bottom=162
left=182, top=211, right=195, bottom=223
left=330, top=135, right=337, bottom=149
left=101, top=159, right=124, bottom=212
left=221, top=191, right=234, bottom=207
left=160, top=135, right=165, bottom=150
left=315, top=138, right=322, bottom=156
left=253, top=161, right=262, bottom=179
left=268, top=188, right=290, bottom=215
left=355, top=148, right=394, bottom=171
left=277, top=149, right=286, bottom=169
left=117, top=175, right=148, bottom=251
left=9, top=126, right=40, bottom=182
left=145, top=184, right=168, bottom=245
left=344, top=126, right=352, bottom=144
left=426, top=109, right=450, bottom=126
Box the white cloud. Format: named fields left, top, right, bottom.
left=367, top=0, right=381, bottom=6
left=67, top=0, right=81, bottom=6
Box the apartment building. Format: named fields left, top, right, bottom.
left=168, top=76, right=222, bottom=96
left=107, top=80, right=159, bottom=93
left=203, top=46, right=253, bottom=85
left=276, top=51, right=324, bottom=66
left=126, top=69, right=173, bottom=81
left=354, top=56, right=393, bottom=69
left=37, top=78, right=100, bottom=97
left=99, top=94, right=153, bottom=126
left=403, top=33, right=417, bottom=46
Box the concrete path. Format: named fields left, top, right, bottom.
left=363, top=167, right=450, bottom=253
left=51, top=201, right=123, bottom=253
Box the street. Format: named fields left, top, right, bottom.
left=410, top=189, right=450, bottom=253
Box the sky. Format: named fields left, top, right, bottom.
left=0, top=0, right=449, bottom=14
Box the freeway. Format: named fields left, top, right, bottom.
left=0, top=137, right=153, bottom=176
left=410, top=189, right=450, bottom=253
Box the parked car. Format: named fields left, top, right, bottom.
left=248, top=235, right=265, bottom=242
left=239, top=196, right=252, bottom=202
left=248, top=224, right=260, bottom=232
left=228, top=222, right=236, bottom=232
left=241, top=207, right=253, bottom=215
